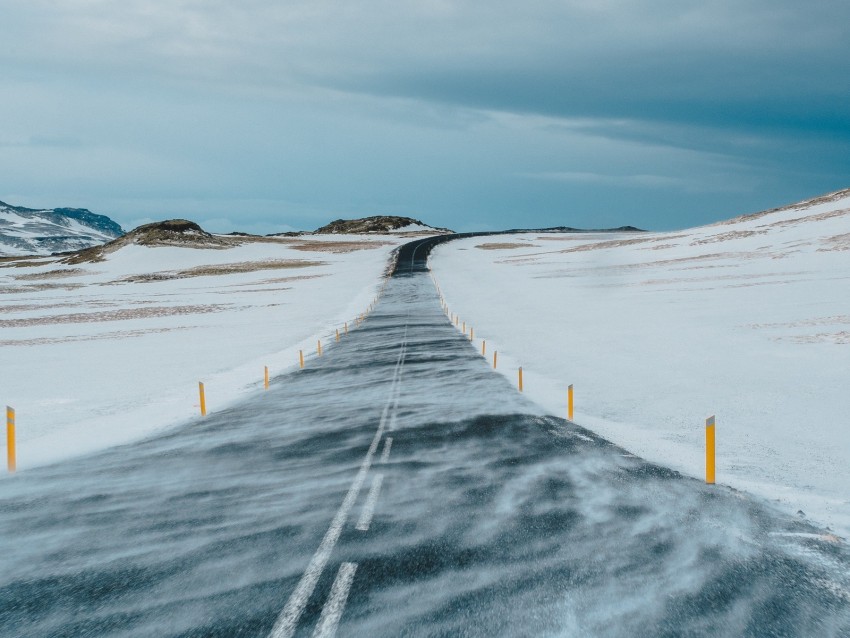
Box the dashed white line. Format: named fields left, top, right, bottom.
left=311, top=562, right=358, bottom=638
left=380, top=437, right=393, bottom=463
left=268, top=339, right=407, bottom=638
left=355, top=473, right=384, bottom=531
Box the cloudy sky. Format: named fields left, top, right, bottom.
left=1, top=1, right=848, bottom=233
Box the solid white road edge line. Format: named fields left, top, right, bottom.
left=356, top=473, right=384, bottom=531
left=311, top=562, right=358, bottom=638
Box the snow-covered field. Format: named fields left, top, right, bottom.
left=430, top=189, right=850, bottom=538
left=1, top=234, right=411, bottom=468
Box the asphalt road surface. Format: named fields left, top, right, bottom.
left=1, top=237, right=849, bottom=637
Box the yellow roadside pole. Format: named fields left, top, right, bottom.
left=706, top=416, right=716, bottom=484
left=6, top=406, right=15, bottom=473
left=198, top=383, right=207, bottom=416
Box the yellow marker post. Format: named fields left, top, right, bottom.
left=462, top=321, right=466, bottom=334
left=493, top=351, right=498, bottom=369
left=470, top=327, right=474, bottom=341
left=455, top=316, right=459, bottom=326
left=568, top=384, right=574, bottom=420
left=336, top=329, right=340, bottom=342
left=264, top=366, right=269, bottom=390
left=198, top=382, right=207, bottom=416
left=482, top=340, right=486, bottom=356
left=518, top=367, right=523, bottom=392
left=344, top=323, right=348, bottom=335
left=6, top=406, right=15, bottom=473
left=299, top=350, right=304, bottom=369
left=706, top=415, right=716, bottom=484
left=317, top=340, right=322, bottom=357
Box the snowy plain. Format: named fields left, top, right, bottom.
left=0, top=233, right=419, bottom=468
left=430, top=189, right=850, bottom=538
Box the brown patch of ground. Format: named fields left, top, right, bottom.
left=626, top=251, right=766, bottom=268
left=760, top=208, right=850, bottom=230
left=818, top=233, right=850, bottom=252
left=777, top=332, right=850, bottom=345
left=0, top=326, right=192, bottom=347
left=0, top=282, right=84, bottom=294
left=476, top=242, right=540, bottom=250
left=691, top=230, right=768, bottom=245
left=747, top=315, right=850, bottom=330
left=2, top=302, right=83, bottom=312
left=502, top=251, right=770, bottom=273
left=558, top=236, right=656, bottom=252
left=288, top=241, right=389, bottom=253
left=210, top=287, right=293, bottom=294
left=13, top=268, right=91, bottom=281
left=114, top=259, right=325, bottom=283
left=0, top=255, right=56, bottom=268
left=0, top=305, right=229, bottom=328
left=638, top=272, right=808, bottom=287
left=223, top=274, right=328, bottom=287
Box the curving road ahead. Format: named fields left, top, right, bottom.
left=1, top=236, right=849, bottom=637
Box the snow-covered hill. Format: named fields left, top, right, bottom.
left=431, top=187, right=850, bottom=537
left=315, top=215, right=452, bottom=234
left=0, top=201, right=124, bottom=256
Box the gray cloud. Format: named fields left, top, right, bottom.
left=1, top=0, right=848, bottom=231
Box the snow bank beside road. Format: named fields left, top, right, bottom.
left=1, top=234, right=407, bottom=469
left=430, top=189, right=850, bottom=538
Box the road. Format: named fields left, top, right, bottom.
left=1, top=236, right=849, bottom=637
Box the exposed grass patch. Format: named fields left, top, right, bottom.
left=475, top=242, right=539, bottom=250
left=14, top=268, right=91, bottom=281
left=115, top=259, right=325, bottom=283
left=0, top=305, right=229, bottom=328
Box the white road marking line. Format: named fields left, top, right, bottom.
left=380, top=437, right=393, bottom=463
left=311, top=562, right=358, bottom=638
left=355, top=473, right=384, bottom=531
left=268, top=339, right=407, bottom=638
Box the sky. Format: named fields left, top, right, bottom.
left=1, top=1, right=849, bottom=234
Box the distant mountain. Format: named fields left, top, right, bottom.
left=0, top=201, right=124, bottom=256
left=315, top=215, right=452, bottom=234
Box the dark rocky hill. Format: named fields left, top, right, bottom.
left=64, top=219, right=236, bottom=263
left=315, top=216, right=451, bottom=234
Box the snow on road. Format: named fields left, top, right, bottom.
left=0, top=233, right=413, bottom=469
left=430, top=189, right=850, bottom=538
